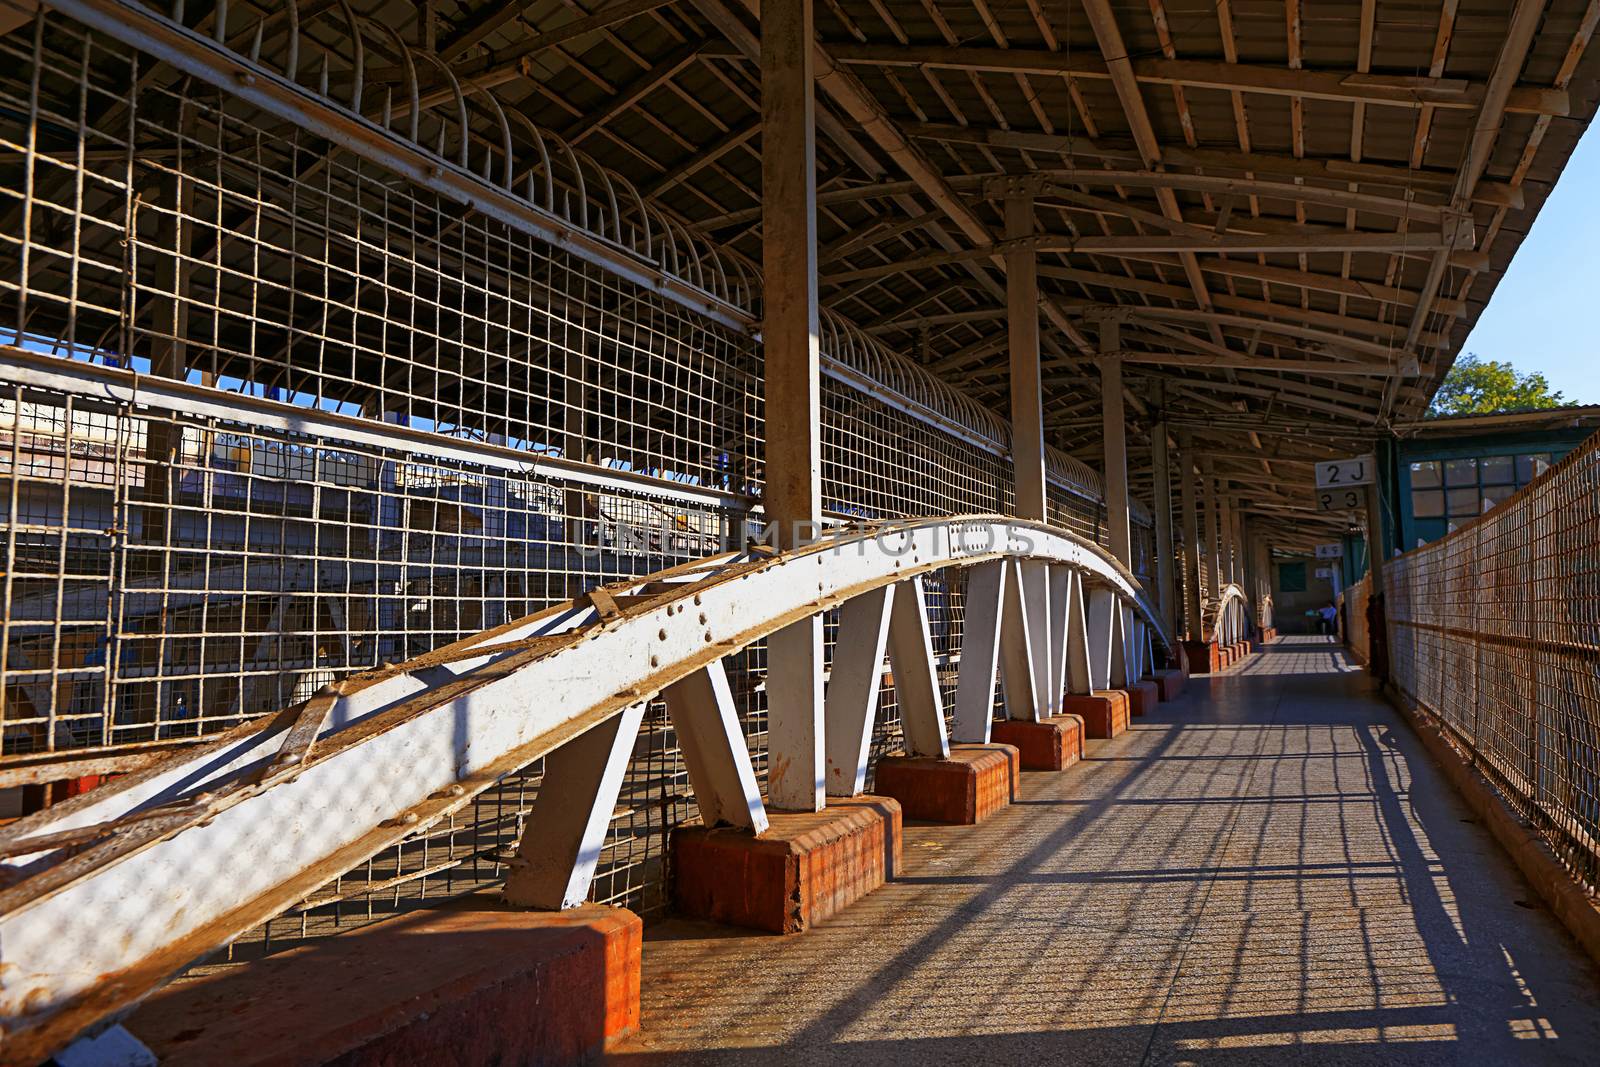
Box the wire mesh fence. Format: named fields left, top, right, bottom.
left=1384, top=428, right=1600, bottom=894
left=0, top=9, right=1161, bottom=964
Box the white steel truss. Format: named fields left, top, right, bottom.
left=0, top=515, right=1170, bottom=1063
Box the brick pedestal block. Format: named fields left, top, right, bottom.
left=1151, top=668, right=1186, bottom=701
left=129, top=898, right=641, bottom=1067
left=990, top=714, right=1085, bottom=771
left=874, top=743, right=1019, bottom=825
left=1182, top=639, right=1221, bottom=674
left=1060, top=691, right=1130, bottom=739
left=672, top=795, right=900, bottom=934
left=1124, top=679, right=1160, bottom=716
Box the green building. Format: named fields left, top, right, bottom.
left=1380, top=406, right=1600, bottom=555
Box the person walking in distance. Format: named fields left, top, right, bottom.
left=1318, top=602, right=1338, bottom=638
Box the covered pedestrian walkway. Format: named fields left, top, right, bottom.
left=4, top=2, right=1600, bottom=1063
left=616, top=636, right=1600, bottom=1065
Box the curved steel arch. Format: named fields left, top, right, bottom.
left=0, top=516, right=1169, bottom=1062
left=1209, top=583, right=1253, bottom=646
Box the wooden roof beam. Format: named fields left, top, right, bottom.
left=823, top=43, right=1569, bottom=116
left=909, top=124, right=1525, bottom=209
left=1114, top=350, right=1399, bottom=377
left=442, top=0, right=678, bottom=64
left=1079, top=0, right=1222, bottom=346
left=1036, top=264, right=1453, bottom=350
left=826, top=224, right=1473, bottom=283
left=1006, top=172, right=1448, bottom=225
left=1102, top=304, right=1429, bottom=361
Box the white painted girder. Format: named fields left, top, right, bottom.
left=951, top=560, right=1007, bottom=743
left=885, top=576, right=952, bottom=759
left=0, top=516, right=1169, bottom=1063
left=503, top=702, right=648, bottom=910
left=998, top=559, right=1042, bottom=722
left=824, top=585, right=896, bottom=795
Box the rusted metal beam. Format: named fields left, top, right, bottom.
left=760, top=0, right=825, bottom=812
left=1007, top=193, right=1047, bottom=523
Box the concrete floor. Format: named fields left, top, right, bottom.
left=609, top=637, right=1600, bottom=1066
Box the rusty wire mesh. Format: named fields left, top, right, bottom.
left=1385, top=429, right=1600, bottom=893
left=0, top=9, right=1160, bottom=962
left=1341, top=575, right=1371, bottom=663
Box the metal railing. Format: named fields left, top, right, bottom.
left=1384, top=428, right=1600, bottom=893
left=1342, top=576, right=1371, bottom=663
left=0, top=515, right=1171, bottom=1062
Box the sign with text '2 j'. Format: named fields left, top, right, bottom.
left=1314, top=454, right=1375, bottom=489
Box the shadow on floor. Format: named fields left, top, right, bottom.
left=613, top=637, right=1600, bottom=1065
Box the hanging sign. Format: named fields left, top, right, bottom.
left=1314, top=455, right=1375, bottom=489
left=1316, top=487, right=1363, bottom=512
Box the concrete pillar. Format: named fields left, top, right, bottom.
left=1218, top=483, right=1236, bottom=587
left=1006, top=194, right=1045, bottom=521
left=1200, top=455, right=1222, bottom=607
left=1251, top=530, right=1272, bottom=628
left=760, top=0, right=824, bottom=811
left=1149, top=383, right=1175, bottom=633
left=1177, top=432, right=1203, bottom=640
left=1235, top=508, right=1248, bottom=598
left=1098, top=322, right=1131, bottom=567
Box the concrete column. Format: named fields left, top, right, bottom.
left=1177, top=432, right=1203, bottom=640
left=1006, top=194, right=1046, bottom=521
left=760, top=0, right=824, bottom=811
left=1251, top=530, right=1272, bottom=628
left=1233, top=507, right=1248, bottom=594
left=1099, top=323, right=1131, bottom=567
left=1222, top=489, right=1248, bottom=588
left=1218, top=484, right=1236, bottom=587
left=1200, top=455, right=1222, bottom=607
left=1149, top=383, right=1175, bottom=634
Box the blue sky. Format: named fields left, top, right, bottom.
left=1459, top=121, right=1600, bottom=405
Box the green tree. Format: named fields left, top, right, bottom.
left=1428, top=354, right=1567, bottom=417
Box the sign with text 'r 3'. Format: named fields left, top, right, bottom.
left=1317, top=488, right=1364, bottom=513
left=1314, top=454, right=1375, bottom=489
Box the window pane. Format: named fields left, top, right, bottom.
left=1410, top=460, right=1442, bottom=488
left=1412, top=489, right=1445, bottom=518
left=1444, top=458, right=1478, bottom=486
left=1480, top=455, right=1514, bottom=484
left=1516, top=453, right=1551, bottom=483
left=1447, top=487, right=1480, bottom=517
left=1482, top=484, right=1517, bottom=511
left=1279, top=562, right=1307, bottom=593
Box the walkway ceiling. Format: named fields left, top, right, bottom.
left=80, top=0, right=1600, bottom=545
